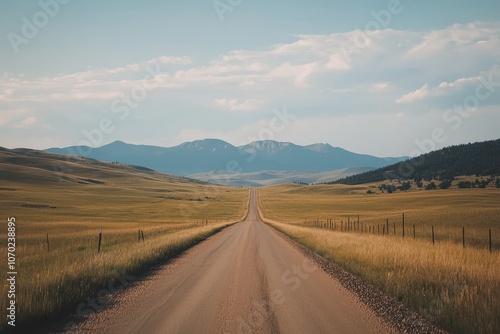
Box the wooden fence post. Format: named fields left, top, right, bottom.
left=98, top=226, right=102, bottom=253
left=402, top=213, right=405, bottom=238
left=413, top=225, right=416, bottom=239
left=462, top=227, right=465, bottom=249
left=432, top=226, right=435, bottom=245
left=46, top=233, right=50, bottom=252
left=489, top=229, right=492, bottom=253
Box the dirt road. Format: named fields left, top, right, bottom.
left=69, top=189, right=391, bottom=333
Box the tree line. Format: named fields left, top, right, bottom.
left=331, top=139, right=500, bottom=185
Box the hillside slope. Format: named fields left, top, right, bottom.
left=0, top=146, right=245, bottom=223
left=0, top=146, right=199, bottom=186
left=332, top=139, right=500, bottom=185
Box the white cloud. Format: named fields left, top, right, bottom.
left=396, top=65, right=500, bottom=104
left=3, top=22, right=500, bottom=108
left=0, top=55, right=190, bottom=104
left=325, top=54, right=351, bottom=71
left=369, top=82, right=391, bottom=92
left=437, top=77, right=480, bottom=89
left=68, top=56, right=192, bottom=80
left=406, top=22, right=500, bottom=59
left=268, top=62, right=321, bottom=87
left=396, top=84, right=430, bottom=104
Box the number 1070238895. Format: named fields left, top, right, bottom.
left=7, top=217, right=16, bottom=271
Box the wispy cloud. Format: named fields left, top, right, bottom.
left=0, top=56, right=190, bottom=103
left=396, top=65, right=500, bottom=104
left=396, top=84, right=430, bottom=104
left=369, top=82, right=391, bottom=92
left=214, top=98, right=259, bottom=112
left=3, top=22, right=500, bottom=107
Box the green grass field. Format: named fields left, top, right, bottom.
left=0, top=149, right=249, bottom=331
left=258, top=183, right=500, bottom=334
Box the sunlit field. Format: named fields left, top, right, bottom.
left=260, top=182, right=500, bottom=249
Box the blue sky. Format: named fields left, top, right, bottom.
left=1, top=0, right=499, bottom=156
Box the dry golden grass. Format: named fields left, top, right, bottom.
left=2, top=222, right=239, bottom=330
left=259, top=183, right=500, bottom=249
left=258, top=184, right=500, bottom=334
left=0, top=169, right=246, bottom=224
left=0, top=150, right=249, bottom=330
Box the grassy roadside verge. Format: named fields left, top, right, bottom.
left=257, top=190, right=500, bottom=334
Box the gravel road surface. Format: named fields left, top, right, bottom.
left=65, top=189, right=393, bottom=334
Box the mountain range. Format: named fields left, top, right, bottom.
left=45, top=140, right=407, bottom=186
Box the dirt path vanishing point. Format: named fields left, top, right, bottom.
left=62, top=189, right=393, bottom=334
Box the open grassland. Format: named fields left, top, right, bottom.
left=260, top=183, right=500, bottom=249
left=0, top=149, right=249, bottom=330
left=0, top=163, right=246, bottom=224
left=258, top=184, right=500, bottom=334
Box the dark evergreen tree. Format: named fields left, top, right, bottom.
left=426, top=182, right=437, bottom=190
left=438, top=180, right=452, bottom=189
left=457, top=181, right=473, bottom=188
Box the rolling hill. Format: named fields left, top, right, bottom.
left=332, top=138, right=500, bottom=185
left=0, top=146, right=197, bottom=186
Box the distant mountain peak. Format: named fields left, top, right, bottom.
left=305, top=143, right=334, bottom=153
left=105, top=140, right=129, bottom=147
left=179, top=139, right=232, bottom=151
left=240, top=140, right=295, bottom=153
